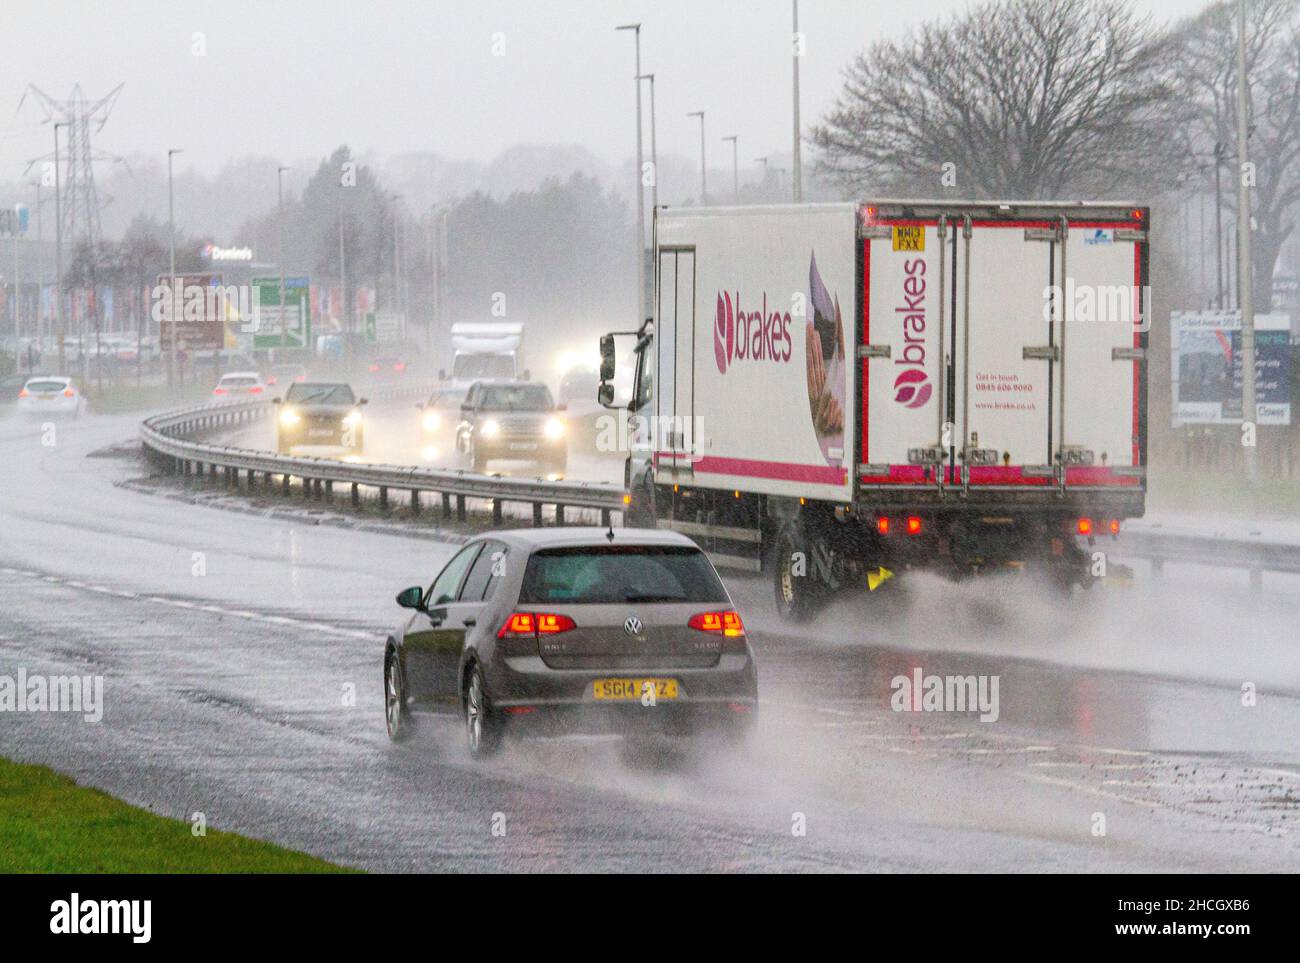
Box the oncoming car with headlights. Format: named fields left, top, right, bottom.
left=455, top=380, right=567, bottom=474
left=382, top=528, right=758, bottom=758
left=273, top=381, right=367, bottom=454
left=415, top=387, right=465, bottom=462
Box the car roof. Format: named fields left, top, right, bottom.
left=472, top=379, right=549, bottom=390
left=220, top=371, right=262, bottom=380
left=290, top=381, right=352, bottom=388
left=482, top=527, right=700, bottom=552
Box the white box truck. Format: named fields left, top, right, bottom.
left=599, top=201, right=1149, bottom=619
left=442, top=322, right=527, bottom=391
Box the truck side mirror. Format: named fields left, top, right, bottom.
left=599, top=334, right=616, bottom=382
left=597, top=383, right=615, bottom=407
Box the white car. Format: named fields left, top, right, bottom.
left=212, top=371, right=266, bottom=398
left=17, top=376, right=84, bottom=417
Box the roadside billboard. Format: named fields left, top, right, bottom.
left=157, top=273, right=226, bottom=352
left=1171, top=310, right=1291, bottom=426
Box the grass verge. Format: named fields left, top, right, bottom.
left=0, top=757, right=353, bottom=873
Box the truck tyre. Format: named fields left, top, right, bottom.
left=772, top=519, right=820, bottom=623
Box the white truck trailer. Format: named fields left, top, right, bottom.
left=598, top=201, right=1149, bottom=619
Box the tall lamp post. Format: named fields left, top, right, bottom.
left=53, top=122, right=68, bottom=377
left=167, top=148, right=183, bottom=387
left=1234, top=0, right=1256, bottom=483
left=722, top=135, right=739, bottom=203
left=616, top=23, right=645, bottom=325
left=277, top=165, right=290, bottom=354
left=637, top=73, right=658, bottom=215
left=792, top=0, right=803, bottom=202
left=688, top=110, right=707, bottom=203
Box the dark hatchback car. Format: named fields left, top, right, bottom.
left=273, top=381, right=367, bottom=453
left=383, top=528, right=758, bottom=758
left=456, top=380, right=567, bottom=474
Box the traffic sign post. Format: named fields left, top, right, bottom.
left=253, top=276, right=311, bottom=350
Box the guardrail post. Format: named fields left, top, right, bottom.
left=247, top=469, right=255, bottom=491
left=441, top=493, right=451, bottom=519
left=601, top=508, right=611, bottom=528
left=314, top=478, right=324, bottom=500
left=303, top=477, right=313, bottom=500
left=533, top=503, right=543, bottom=527
left=492, top=499, right=503, bottom=525
left=456, top=495, right=466, bottom=522
left=411, top=490, right=420, bottom=515
left=351, top=482, right=360, bottom=507
left=379, top=486, right=388, bottom=510
left=555, top=504, right=566, bottom=526
left=325, top=481, right=333, bottom=503
left=281, top=473, right=291, bottom=496
left=264, top=471, right=274, bottom=488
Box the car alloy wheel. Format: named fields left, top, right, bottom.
left=384, top=653, right=408, bottom=742
left=464, top=664, right=501, bottom=759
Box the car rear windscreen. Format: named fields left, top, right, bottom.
left=25, top=381, right=67, bottom=392
left=286, top=383, right=355, bottom=404
left=480, top=384, right=553, bottom=411
left=519, top=545, right=729, bottom=604
left=222, top=376, right=259, bottom=386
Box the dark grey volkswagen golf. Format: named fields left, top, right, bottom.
left=383, top=528, right=758, bottom=758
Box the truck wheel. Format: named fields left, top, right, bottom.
left=772, top=520, right=820, bottom=622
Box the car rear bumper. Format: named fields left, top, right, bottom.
left=487, top=653, right=758, bottom=734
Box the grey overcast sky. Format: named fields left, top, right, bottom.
left=2, top=0, right=1211, bottom=177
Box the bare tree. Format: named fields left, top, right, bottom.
left=811, top=0, right=1185, bottom=199
left=1169, top=0, right=1300, bottom=311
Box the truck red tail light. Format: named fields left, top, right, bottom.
left=877, top=516, right=890, bottom=535
left=213, top=387, right=227, bottom=395
left=1077, top=518, right=1093, bottom=535
left=1108, top=519, right=1120, bottom=535
left=906, top=516, right=922, bottom=535
left=688, top=611, right=745, bottom=637
left=497, top=612, right=576, bottom=638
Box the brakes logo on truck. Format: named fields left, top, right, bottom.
left=893, top=258, right=932, bottom=409
left=713, top=291, right=793, bottom=375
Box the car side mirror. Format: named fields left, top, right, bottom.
left=396, top=586, right=424, bottom=610
left=599, top=334, right=616, bottom=381
left=272, top=397, right=282, bottom=405
left=597, top=383, right=615, bottom=407
left=358, top=397, right=369, bottom=405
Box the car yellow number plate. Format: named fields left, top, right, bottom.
left=593, top=678, right=678, bottom=701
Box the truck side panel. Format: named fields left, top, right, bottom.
left=653, top=205, right=858, bottom=503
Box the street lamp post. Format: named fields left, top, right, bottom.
left=616, top=23, right=645, bottom=325
left=278, top=165, right=290, bottom=354
left=1235, top=0, right=1257, bottom=483
left=792, top=0, right=803, bottom=202
left=167, top=148, right=183, bottom=388
left=1213, top=141, right=1226, bottom=309
left=392, top=193, right=403, bottom=330
left=53, top=122, right=67, bottom=377
left=688, top=110, right=707, bottom=203
left=722, top=135, right=739, bottom=203
left=637, top=73, right=658, bottom=215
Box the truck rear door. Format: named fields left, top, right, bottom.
left=859, top=206, right=1146, bottom=494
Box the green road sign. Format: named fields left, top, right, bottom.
left=253, top=277, right=311, bottom=349
left=364, top=312, right=377, bottom=344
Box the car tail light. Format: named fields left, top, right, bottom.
left=1108, top=519, right=1120, bottom=535
left=497, top=612, right=576, bottom=639
left=876, top=516, right=890, bottom=535
left=906, top=516, right=922, bottom=535
left=249, top=385, right=263, bottom=393
left=368, top=363, right=380, bottom=372
left=688, top=611, right=745, bottom=637
left=1077, top=518, right=1093, bottom=536
left=213, top=387, right=227, bottom=395
left=18, top=388, right=28, bottom=398
left=63, top=388, right=75, bottom=398
left=393, top=362, right=406, bottom=372
left=295, top=375, right=305, bottom=382
left=266, top=376, right=277, bottom=385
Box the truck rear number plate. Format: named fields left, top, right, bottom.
left=892, top=225, right=924, bottom=251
